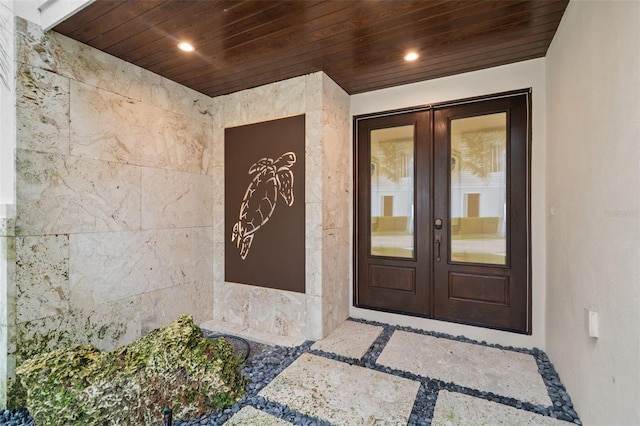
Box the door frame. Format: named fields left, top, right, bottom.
left=353, top=89, right=532, bottom=333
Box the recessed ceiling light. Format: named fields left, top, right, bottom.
left=404, top=52, right=419, bottom=62
left=178, top=42, right=195, bottom=52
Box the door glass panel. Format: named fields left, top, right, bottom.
left=450, top=113, right=507, bottom=265
left=370, top=125, right=415, bottom=258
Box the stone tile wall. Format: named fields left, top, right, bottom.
left=320, top=74, right=351, bottom=335
left=0, top=1, right=16, bottom=407
left=1, top=16, right=351, bottom=406
left=11, top=17, right=215, bottom=366
left=213, top=73, right=350, bottom=341
left=0, top=217, right=16, bottom=407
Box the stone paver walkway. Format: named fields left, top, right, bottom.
left=206, top=319, right=580, bottom=426
left=377, top=330, right=551, bottom=406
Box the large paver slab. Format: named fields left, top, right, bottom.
left=226, top=406, right=292, bottom=426
left=432, top=390, right=568, bottom=426
left=377, top=330, right=551, bottom=406
left=311, top=320, right=383, bottom=359
left=259, top=353, right=420, bottom=425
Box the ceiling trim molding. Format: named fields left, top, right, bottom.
left=38, top=0, right=94, bottom=31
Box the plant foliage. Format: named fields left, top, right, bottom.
left=16, top=315, right=246, bottom=425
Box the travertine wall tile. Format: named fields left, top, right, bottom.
left=306, top=294, right=324, bottom=340
left=70, top=81, right=212, bottom=175
left=0, top=215, right=16, bottom=405
left=16, top=149, right=141, bottom=235
left=210, top=96, right=224, bottom=129
left=16, top=65, right=69, bottom=154
left=211, top=127, right=224, bottom=167
left=322, top=74, right=351, bottom=231
left=320, top=75, right=351, bottom=335
left=141, top=167, right=213, bottom=229
left=322, top=227, right=350, bottom=333
left=10, top=16, right=216, bottom=376
left=212, top=281, right=225, bottom=322
left=305, top=201, right=323, bottom=297
left=305, top=246, right=322, bottom=297
left=15, top=235, right=69, bottom=323
left=212, top=205, right=224, bottom=243
left=305, top=111, right=323, bottom=203
left=139, top=280, right=213, bottom=334
left=69, top=228, right=212, bottom=306
left=0, top=5, right=15, bottom=402
left=306, top=201, right=323, bottom=249
left=72, top=296, right=141, bottom=352
left=15, top=19, right=212, bottom=120
left=14, top=310, right=91, bottom=361
left=274, top=291, right=306, bottom=338
left=212, top=242, right=224, bottom=284
left=223, top=76, right=306, bottom=128
left=219, top=282, right=250, bottom=326
left=218, top=72, right=351, bottom=341
left=305, top=73, right=323, bottom=112
left=219, top=284, right=307, bottom=339
left=15, top=19, right=61, bottom=76
left=17, top=19, right=151, bottom=103
left=248, top=288, right=275, bottom=332
left=211, top=166, right=224, bottom=205
left=151, top=76, right=215, bottom=121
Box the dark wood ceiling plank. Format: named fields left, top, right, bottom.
left=338, top=35, right=557, bottom=94
left=172, top=4, right=565, bottom=93
left=52, top=0, right=569, bottom=97
left=95, top=1, right=241, bottom=59
left=81, top=1, right=171, bottom=45
left=194, top=27, right=557, bottom=97
left=326, top=10, right=567, bottom=75
left=327, top=22, right=562, bottom=83
left=153, top=1, right=512, bottom=88
left=81, top=1, right=195, bottom=49
left=133, top=1, right=355, bottom=72
left=346, top=49, right=546, bottom=94
left=119, top=2, right=304, bottom=67
left=190, top=9, right=564, bottom=96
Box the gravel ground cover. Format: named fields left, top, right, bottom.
left=0, top=319, right=581, bottom=426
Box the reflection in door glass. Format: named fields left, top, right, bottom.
left=370, top=125, right=415, bottom=258
left=450, top=113, right=507, bottom=265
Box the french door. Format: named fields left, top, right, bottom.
left=355, top=91, right=531, bottom=333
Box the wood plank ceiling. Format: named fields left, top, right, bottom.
left=53, top=0, right=569, bottom=98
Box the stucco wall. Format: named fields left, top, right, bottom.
left=545, top=1, right=640, bottom=424
left=212, top=73, right=350, bottom=341
left=10, top=16, right=215, bottom=368
left=350, top=58, right=547, bottom=350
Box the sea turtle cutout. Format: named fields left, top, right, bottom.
left=232, top=151, right=296, bottom=260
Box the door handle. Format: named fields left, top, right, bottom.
left=435, top=234, right=442, bottom=262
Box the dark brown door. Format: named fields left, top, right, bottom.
left=433, top=94, right=530, bottom=332
left=355, top=111, right=432, bottom=316
left=355, top=91, right=531, bottom=333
